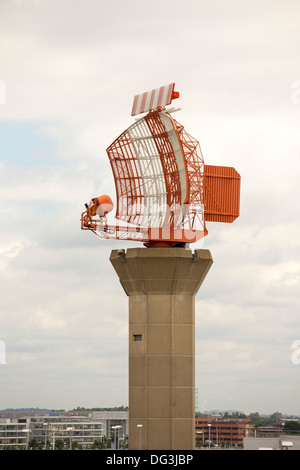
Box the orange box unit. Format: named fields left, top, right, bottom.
left=204, top=165, right=241, bottom=223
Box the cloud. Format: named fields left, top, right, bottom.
left=0, top=0, right=300, bottom=413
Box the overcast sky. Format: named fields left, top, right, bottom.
left=0, top=0, right=300, bottom=415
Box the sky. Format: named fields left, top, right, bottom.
left=0, top=0, right=300, bottom=415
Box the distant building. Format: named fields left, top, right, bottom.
left=256, top=423, right=284, bottom=436
left=244, top=436, right=300, bottom=450
left=30, top=414, right=103, bottom=449
left=91, top=411, right=128, bottom=441
left=0, top=412, right=110, bottom=449
left=0, top=418, right=30, bottom=449
left=0, top=410, right=131, bottom=449
left=195, top=417, right=254, bottom=447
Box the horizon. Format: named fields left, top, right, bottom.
left=0, top=406, right=299, bottom=419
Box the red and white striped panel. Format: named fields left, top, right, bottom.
left=131, top=83, right=177, bottom=116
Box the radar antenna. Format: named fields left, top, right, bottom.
left=81, top=83, right=241, bottom=247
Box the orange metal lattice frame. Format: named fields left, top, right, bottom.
left=82, top=111, right=210, bottom=245
left=81, top=223, right=202, bottom=245
left=81, top=83, right=241, bottom=246
left=178, top=125, right=205, bottom=207
left=144, top=110, right=184, bottom=228
left=107, top=110, right=190, bottom=230
left=107, top=129, right=144, bottom=227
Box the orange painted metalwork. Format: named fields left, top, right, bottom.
left=107, top=128, right=144, bottom=227
left=81, top=83, right=241, bottom=246
left=144, top=111, right=183, bottom=228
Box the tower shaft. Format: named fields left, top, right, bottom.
left=110, top=247, right=213, bottom=450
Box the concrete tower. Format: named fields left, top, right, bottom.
left=110, top=247, right=213, bottom=450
